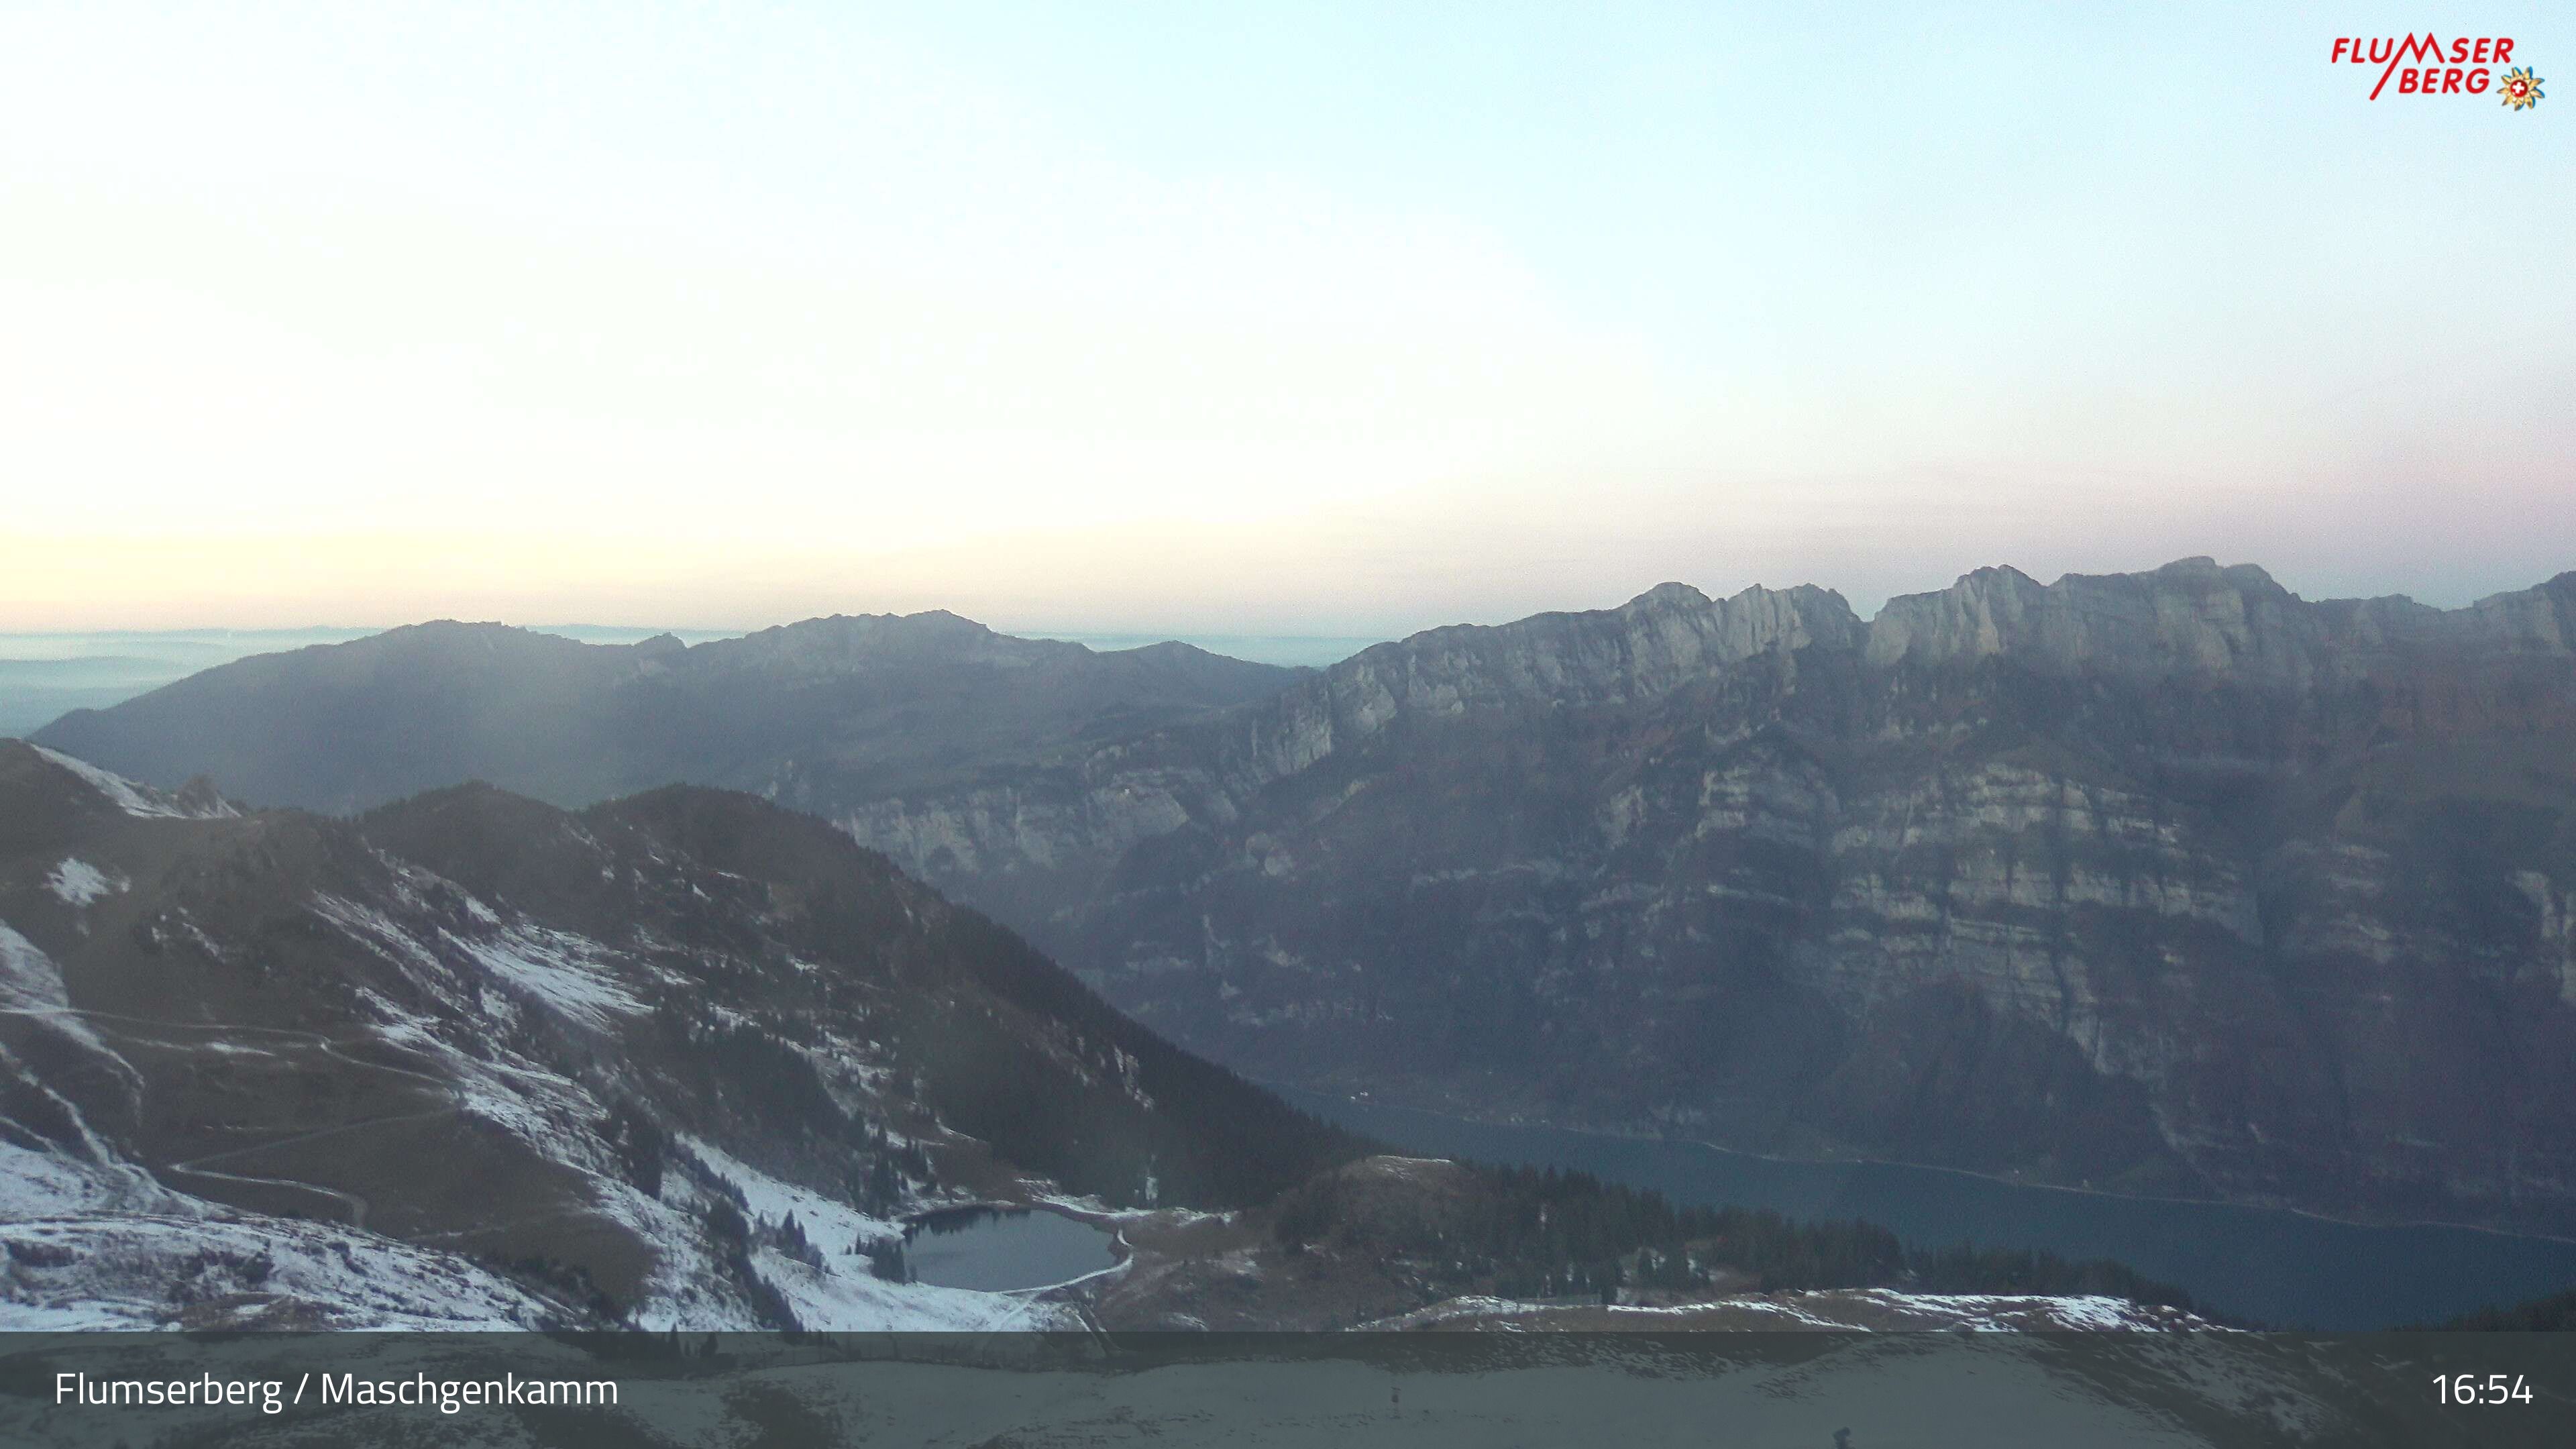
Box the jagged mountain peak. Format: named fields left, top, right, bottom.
left=1354, top=577, right=1858, bottom=678
left=1621, top=580, right=1713, bottom=612
left=1080, top=559, right=2573, bottom=833
left=1868, top=557, right=2366, bottom=678
left=1864, top=557, right=2576, bottom=680
left=2141, top=554, right=2275, bottom=586
left=1893, top=556, right=2299, bottom=610
left=1193, top=578, right=1868, bottom=790
left=1941, top=561, right=2044, bottom=591
left=1626, top=579, right=1862, bottom=638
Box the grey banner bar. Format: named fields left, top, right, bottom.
left=4, top=1331, right=2572, bottom=1447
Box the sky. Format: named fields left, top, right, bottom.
left=3, top=2, right=2570, bottom=635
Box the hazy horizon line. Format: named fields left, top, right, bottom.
left=9, top=553, right=2570, bottom=645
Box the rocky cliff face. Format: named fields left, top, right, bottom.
left=1866, top=557, right=2576, bottom=685
left=838, top=561, right=2576, bottom=1233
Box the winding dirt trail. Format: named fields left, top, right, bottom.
left=0, top=1004, right=466, bottom=1230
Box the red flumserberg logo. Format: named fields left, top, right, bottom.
left=2331, top=34, right=2544, bottom=107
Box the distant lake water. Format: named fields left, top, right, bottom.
left=904, top=1207, right=1120, bottom=1293
left=1277, top=1087, right=2576, bottom=1330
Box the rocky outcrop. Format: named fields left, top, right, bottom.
left=839, top=561, right=2576, bottom=1233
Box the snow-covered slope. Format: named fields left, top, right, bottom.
left=1365, top=1287, right=2219, bottom=1333
left=0, top=743, right=1340, bottom=1330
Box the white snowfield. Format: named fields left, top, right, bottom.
left=0, top=920, right=138, bottom=1079
left=448, top=923, right=650, bottom=1030
left=0, top=1029, right=1091, bottom=1333
left=1, top=1216, right=557, bottom=1332
left=0, top=1128, right=547, bottom=1331
left=43, top=858, right=123, bottom=908
left=1852, top=1288, right=2187, bottom=1330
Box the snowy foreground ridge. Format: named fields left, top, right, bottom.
left=1, top=745, right=1104, bottom=1332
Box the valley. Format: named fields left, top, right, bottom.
left=41, top=558, right=2575, bottom=1238
left=15, top=555, right=2576, bottom=1334
left=4, top=740, right=2215, bottom=1337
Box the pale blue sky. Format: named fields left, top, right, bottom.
left=3, top=2, right=2568, bottom=632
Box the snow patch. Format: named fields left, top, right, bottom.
left=680, top=1138, right=1073, bottom=1332
left=0, top=921, right=130, bottom=1070
left=28, top=745, right=230, bottom=820
left=44, top=859, right=125, bottom=908
left=1850, top=1289, right=2196, bottom=1331
left=682, top=1137, right=901, bottom=1254
left=310, top=896, right=450, bottom=977
left=0, top=1214, right=558, bottom=1330
left=451, top=926, right=645, bottom=1029
left=0, top=1139, right=168, bottom=1220
left=752, top=1244, right=1075, bottom=1333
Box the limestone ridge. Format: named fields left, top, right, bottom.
left=1866, top=557, right=2576, bottom=682
left=1228, top=582, right=1863, bottom=784
left=1226, top=560, right=2575, bottom=798
left=842, top=560, right=2576, bottom=885
left=830, top=561, right=2576, bottom=1236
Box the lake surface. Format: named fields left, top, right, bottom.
left=902, top=1207, right=1119, bottom=1293
left=1277, top=1087, right=2576, bottom=1330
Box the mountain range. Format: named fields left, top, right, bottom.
left=3, top=741, right=2210, bottom=1334
left=29, top=558, right=2576, bottom=1235
left=31, top=612, right=1295, bottom=816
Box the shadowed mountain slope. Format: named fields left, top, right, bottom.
left=31, top=612, right=1298, bottom=815
left=0, top=741, right=1357, bottom=1329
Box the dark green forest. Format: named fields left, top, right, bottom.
left=1274, top=1161, right=2209, bottom=1316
